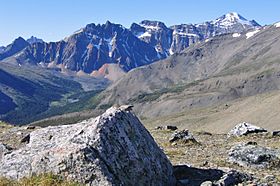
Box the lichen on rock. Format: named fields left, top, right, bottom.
left=0, top=106, right=176, bottom=185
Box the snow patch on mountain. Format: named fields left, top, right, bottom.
left=274, top=22, right=280, bottom=28
left=142, top=25, right=161, bottom=30
left=139, top=32, right=152, bottom=38
left=169, top=48, right=174, bottom=55
left=73, top=28, right=84, bottom=34
left=173, top=31, right=198, bottom=37
left=246, top=29, right=260, bottom=39
left=232, top=33, right=241, bottom=38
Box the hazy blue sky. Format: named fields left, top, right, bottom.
left=1, top=0, right=280, bottom=45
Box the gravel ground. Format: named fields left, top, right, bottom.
left=0, top=122, right=279, bottom=185
left=149, top=128, right=280, bottom=185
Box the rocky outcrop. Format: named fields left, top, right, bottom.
left=212, top=170, right=253, bottom=186
left=228, top=142, right=280, bottom=168
left=169, top=129, right=198, bottom=145
left=0, top=37, right=30, bottom=60
left=272, top=131, right=280, bottom=137
left=0, top=106, right=176, bottom=185
left=173, top=165, right=252, bottom=186
left=228, top=122, right=267, bottom=137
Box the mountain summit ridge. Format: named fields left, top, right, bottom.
left=0, top=12, right=261, bottom=74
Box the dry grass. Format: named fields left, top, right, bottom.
left=0, top=173, right=82, bottom=186
left=0, top=121, right=12, bottom=131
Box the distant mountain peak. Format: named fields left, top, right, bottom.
left=213, top=12, right=261, bottom=28
left=13, top=37, right=26, bottom=43
left=26, top=36, right=44, bottom=44
left=0, top=37, right=29, bottom=60
left=225, top=12, right=245, bottom=20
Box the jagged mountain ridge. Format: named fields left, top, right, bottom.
left=26, top=36, right=44, bottom=45
left=0, top=37, right=29, bottom=61
left=7, top=21, right=160, bottom=73
left=1, top=12, right=260, bottom=74
left=131, top=12, right=260, bottom=55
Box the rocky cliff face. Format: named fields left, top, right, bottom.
left=1, top=12, right=260, bottom=75
left=0, top=37, right=29, bottom=61
left=16, top=21, right=160, bottom=73
left=131, top=12, right=260, bottom=55
left=26, top=36, right=44, bottom=45
left=0, top=106, right=176, bottom=185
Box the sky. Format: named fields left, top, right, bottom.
left=1, top=0, right=280, bottom=46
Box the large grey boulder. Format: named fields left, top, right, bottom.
left=228, top=122, right=267, bottom=137
left=228, top=142, right=280, bottom=168
left=0, top=106, right=176, bottom=185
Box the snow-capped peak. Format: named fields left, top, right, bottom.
left=213, top=12, right=260, bottom=28
left=225, top=12, right=244, bottom=21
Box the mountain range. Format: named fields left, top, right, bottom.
left=2, top=12, right=280, bottom=126
left=0, top=12, right=260, bottom=74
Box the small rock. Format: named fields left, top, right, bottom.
left=169, top=129, right=198, bottom=144
left=272, top=131, right=280, bottom=136
left=246, top=141, right=257, bottom=145
left=25, top=126, right=36, bottom=130
left=20, top=134, right=30, bottom=143
left=228, top=122, right=267, bottom=137
left=201, top=181, right=213, bottom=186
left=202, top=160, right=209, bottom=166
left=155, top=125, right=178, bottom=131
left=213, top=170, right=253, bottom=186
left=228, top=143, right=280, bottom=168
left=264, top=175, right=276, bottom=182
left=197, top=131, right=212, bottom=136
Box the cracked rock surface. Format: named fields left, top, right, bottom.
left=0, top=106, right=176, bottom=185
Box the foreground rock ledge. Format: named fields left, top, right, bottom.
left=0, top=106, right=176, bottom=186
